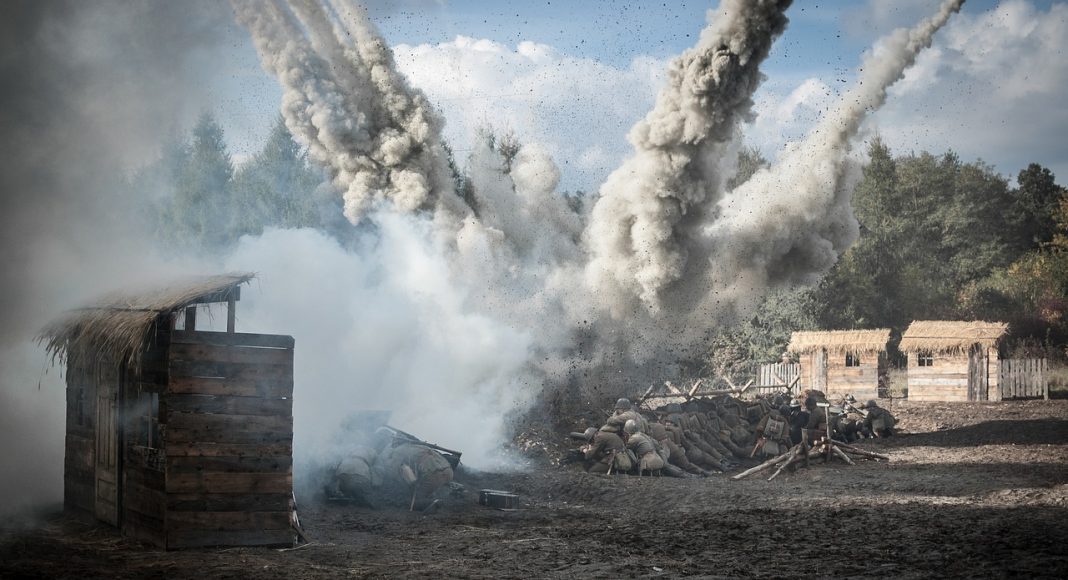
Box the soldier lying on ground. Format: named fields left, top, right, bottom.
left=862, top=400, right=898, bottom=437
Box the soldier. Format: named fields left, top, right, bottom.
left=580, top=426, right=633, bottom=474
left=752, top=405, right=792, bottom=458
left=649, top=417, right=711, bottom=476
left=332, top=444, right=379, bottom=503
left=603, top=397, right=647, bottom=434
left=786, top=399, right=810, bottom=445
left=664, top=408, right=725, bottom=472
left=375, top=440, right=455, bottom=511
left=624, top=419, right=667, bottom=475
left=863, top=400, right=898, bottom=437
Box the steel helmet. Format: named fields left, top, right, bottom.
left=866, top=399, right=879, bottom=409
left=582, top=427, right=598, bottom=441
left=614, top=398, right=633, bottom=411
left=624, top=419, right=641, bottom=434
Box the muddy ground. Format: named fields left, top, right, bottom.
left=2, top=400, right=1067, bottom=579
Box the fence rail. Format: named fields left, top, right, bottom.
left=1000, top=358, right=1048, bottom=400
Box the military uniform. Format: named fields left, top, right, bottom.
left=863, top=403, right=897, bottom=437
left=584, top=428, right=633, bottom=474
left=626, top=431, right=666, bottom=473
left=376, top=442, right=454, bottom=498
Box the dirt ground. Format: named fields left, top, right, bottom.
left=3, top=400, right=1067, bottom=579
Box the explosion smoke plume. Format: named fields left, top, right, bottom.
left=230, top=0, right=964, bottom=467
left=231, top=0, right=465, bottom=224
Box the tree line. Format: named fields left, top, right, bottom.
left=708, top=140, right=1068, bottom=375
left=130, top=113, right=1067, bottom=368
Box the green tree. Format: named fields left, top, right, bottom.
left=1011, top=163, right=1064, bottom=249
left=232, top=116, right=322, bottom=236
left=165, top=111, right=235, bottom=251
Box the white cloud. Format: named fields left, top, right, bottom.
left=392, top=36, right=667, bottom=192
left=748, top=0, right=1068, bottom=183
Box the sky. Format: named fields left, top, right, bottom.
left=200, top=0, right=1068, bottom=193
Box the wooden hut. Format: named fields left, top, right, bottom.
left=40, top=273, right=297, bottom=549
left=899, top=320, right=1007, bottom=402
left=787, top=329, right=891, bottom=401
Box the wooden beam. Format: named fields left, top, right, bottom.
left=184, top=306, right=196, bottom=332
left=227, top=293, right=236, bottom=334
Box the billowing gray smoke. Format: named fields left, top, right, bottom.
left=231, top=0, right=467, bottom=225
left=701, top=0, right=966, bottom=310
left=230, top=0, right=966, bottom=460
left=584, top=0, right=792, bottom=315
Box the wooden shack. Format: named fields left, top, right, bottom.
left=787, top=329, right=891, bottom=401
left=41, top=273, right=296, bottom=549
left=899, top=320, right=1007, bottom=402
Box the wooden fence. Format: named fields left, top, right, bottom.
left=999, top=358, right=1049, bottom=400
left=746, top=363, right=802, bottom=397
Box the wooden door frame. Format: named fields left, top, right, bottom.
left=93, top=359, right=125, bottom=527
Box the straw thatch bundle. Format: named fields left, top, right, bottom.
left=39, top=273, right=254, bottom=372
left=788, top=329, right=891, bottom=355
left=898, top=320, right=1008, bottom=354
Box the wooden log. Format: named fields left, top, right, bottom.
left=768, top=448, right=807, bottom=481
left=836, top=443, right=889, bottom=461
left=831, top=445, right=856, bottom=466
left=731, top=445, right=798, bottom=480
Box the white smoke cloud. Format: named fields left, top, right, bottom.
left=222, top=224, right=538, bottom=471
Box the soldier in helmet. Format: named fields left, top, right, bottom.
left=862, top=400, right=897, bottom=437
left=786, top=398, right=810, bottom=445
left=624, top=419, right=667, bottom=475
left=602, top=397, right=647, bottom=435
left=580, top=426, right=633, bottom=474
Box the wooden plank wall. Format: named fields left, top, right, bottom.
left=64, top=358, right=97, bottom=514
left=907, top=352, right=970, bottom=402
left=825, top=357, right=879, bottom=401
left=999, top=358, right=1049, bottom=400
left=122, top=321, right=170, bottom=547
left=163, top=330, right=296, bottom=549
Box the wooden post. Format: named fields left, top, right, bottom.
left=227, top=292, right=237, bottom=334
left=184, top=306, right=196, bottom=332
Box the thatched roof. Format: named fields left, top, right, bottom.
left=898, top=320, right=1008, bottom=353
left=40, top=273, right=254, bottom=371
left=788, top=329, right=891, bottom=354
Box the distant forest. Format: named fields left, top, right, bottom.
left=130, top=112, right=1068, bottom=370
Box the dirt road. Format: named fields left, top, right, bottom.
left=2, top=400, right=1066, bottom=578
